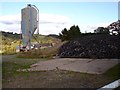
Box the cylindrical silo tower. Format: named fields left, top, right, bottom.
left=21, top=4, right=39, bottom=51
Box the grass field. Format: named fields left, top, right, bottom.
left=17, top=41, right=65, bottom=59
left=2, top=54, right=120, bottom=88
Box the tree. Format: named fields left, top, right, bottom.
left=59, top=28, right=69, bottom=41
left=103, top=28, right=110, bottom=34
left=59, top=25, right=81, bottom=41
left=94, top=27, right=110, bottom=34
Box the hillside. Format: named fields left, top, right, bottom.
left=0, top=31, right=61, bottom=54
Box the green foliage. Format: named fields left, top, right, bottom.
left=33, top=34, right=60, bottom=44
left=0, top=31, right=21, bottom=54
left=2, top=55, right=40, bottom=82
left=1, top=31, right=61, bottom=55
left=59, top=25, right=81, bottom=41
left=59, top=28, right=69, bottom=41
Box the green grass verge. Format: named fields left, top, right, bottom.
left=16, top=42, right=64, bottom=59
left=103, top=63, right=120, bottom=80
left=2, top=55, right=41, bottom=82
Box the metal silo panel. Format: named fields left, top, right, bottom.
left=21, top=4, right=39, bottom=50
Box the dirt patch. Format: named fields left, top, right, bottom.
left=2, top=70, right=113, bottom=88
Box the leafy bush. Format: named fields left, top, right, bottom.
left=59, top=25, right=81, bottom=41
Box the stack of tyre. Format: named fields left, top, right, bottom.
left=58, top=34, right=120, bottom=59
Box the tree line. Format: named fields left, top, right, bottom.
left=58, top=25, right=119, bottom=41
